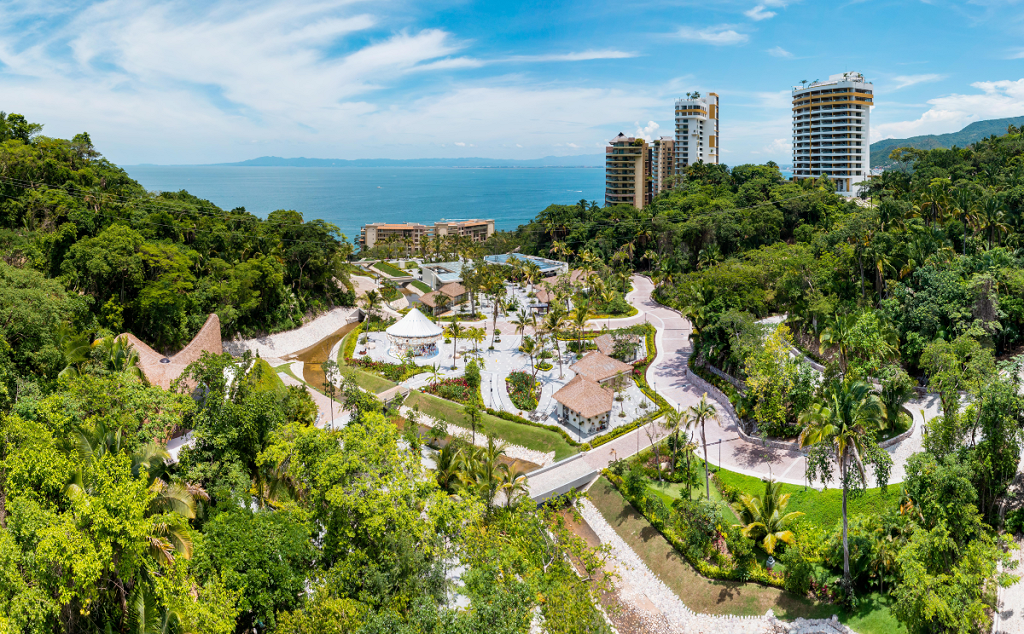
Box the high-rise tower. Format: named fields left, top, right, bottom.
left=674, top=92, right=719, bottom=173
left=605, top=133, right=651, bottom=208
left=792, top=72, right=873, bottom=195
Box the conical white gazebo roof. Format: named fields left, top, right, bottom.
left=386, top=308, right=444, bottom=339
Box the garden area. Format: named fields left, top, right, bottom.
left=506, top=370, right=539, bottom=410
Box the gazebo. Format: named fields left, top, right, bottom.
left=385, top=308, right=444, bottom=357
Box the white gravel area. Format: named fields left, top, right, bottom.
left=399, top=406, right=555, bottom=467
left=578, top=498, right=857, bottom=634
left=224, top=307, right=361, bottom=358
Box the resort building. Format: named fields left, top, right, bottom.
left=483, top=253, right=569, bottom=277
left=674, top=93, right=719, bottom=171
left=418, top=282, right=468, bottom=315
left=358, top=219, right=495, bottom=252
left=570, top=351, right=633, bottom=387
left=594, top=333, right=642, bottom=363
left=421, top=261, right=468, bottom=289
left=791, top=72, right=874, bottom=195
left=552, top=375, right=613, bottom=434
left=651, top=136, right=675, bottom=194
left=605, top=133, right=651, bottom=209
left=433, top=219, right=495, bottom=243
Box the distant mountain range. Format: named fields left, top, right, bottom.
left=871, top=116, right=1024, bottom=167
left=210, top=155, right=606, bottom=168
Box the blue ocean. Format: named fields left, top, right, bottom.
left=125, top=166, right=606, bottom=241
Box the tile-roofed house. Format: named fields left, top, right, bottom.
left=418, top=282, right=468, bottom=315
left=552, top=374, right=614, bottom=432
left=570, top=351, right=633, bottom=384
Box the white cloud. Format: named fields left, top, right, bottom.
left=675, top=25, right=749, bottom=45
left=873, top=78, right=1024, bottom=140
left=745, top=5, right=776, bottom=20
left=505, top=49, right=638, bottom=62
left=1010, top=50, right=1024, bottom=59
left=454, top=142, right=466, bottom=146
left=633, top=120, right=661, bottom=141
left=767, top=46, right=793, bottom=58
left=763, top=138, right=791, bottom=154
left=567, top=142, right=579, bottom=148
left=892, top=74, right=945, bottom=90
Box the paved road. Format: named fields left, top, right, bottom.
left=529, top=274, right=941, bottom=499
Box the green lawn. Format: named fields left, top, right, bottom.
left=589, top=478, right=905, bottom=633
left=340, top=366, right=397, bottom=394
left=408, top=280, right=431, bottom=293
left=275, top=363, right=305, bottom=384
left=405, top=391, right=578, bottom=461
left=713, top=467, right=899, bottom=531
left=372, top=261, right=408, bottom=277
left=648, top=478, right=740, bottom=523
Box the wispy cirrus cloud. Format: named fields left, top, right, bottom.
left=767, top=45, right=793, bottom=58
left=892, top=73, right=946, bottom=90
left=675, top=24, right=748, bottom=45
left=505, top=49, right=639, bottom=62
left=745, top=0, right=787, bottom=20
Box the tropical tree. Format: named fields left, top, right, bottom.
left=544, top=309, right=567, bottom=378
left=731, top=480, right=804, bottom=554
left=500, top=465, right=530, bottom=508
left=663, top=406, right=694, bottom=481
left=689, top=394, right=719, bottom=501
left=798, top=378, right=892, bottom=589
left=819, top=313, right=857, bottom=372
left=520, top=335, right=539, bottom=379
left=446, top=322, right=464, bottom=369
left=572, top=298, right=591, bottom=352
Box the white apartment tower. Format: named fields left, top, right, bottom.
left=674, top=92, right=719, bottom=173
left=792, top=72, right=873, bottom=195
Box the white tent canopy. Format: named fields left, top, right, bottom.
left=386, top=308, right=443, bottom=339
left=385, top=308, right=444, bottom=357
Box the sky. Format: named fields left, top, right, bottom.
left=1, top=0, right=1023, bottom=166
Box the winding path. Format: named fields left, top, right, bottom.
left=528, top=275, right=943, bottom=499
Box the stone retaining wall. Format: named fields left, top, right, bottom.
left=707, top=363, right=747, bottom=391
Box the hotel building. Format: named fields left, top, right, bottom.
left=792, top=72, right=873, bottom=195
left=358, top=219, right=494, bottom=252
left=605, top=133, right=651, bottom=208
left=674, top=93, right=719, bottom=172
left=650, top=136, right=675, bottom=195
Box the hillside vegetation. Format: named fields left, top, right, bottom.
left=871, top=115, right=1024, bottom=167
left=0, top=112, right=355, bottom=354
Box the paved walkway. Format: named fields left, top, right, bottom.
left=528, top=275, right=943, bottom=497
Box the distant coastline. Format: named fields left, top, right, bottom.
left=127, top=154, right=606, bottom=169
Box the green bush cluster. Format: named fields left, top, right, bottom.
left=605, top=471, right=783, bottom=588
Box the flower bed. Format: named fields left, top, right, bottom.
left=536, top=361, right=553, bottom=371
left=423, top=377, right=473, bottom=404
left=506, top=371, right=539, bottom=410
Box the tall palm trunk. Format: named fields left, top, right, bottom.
left=702, top=422, right=710, bottom=500
left=841, top=446, right=851, bottom=587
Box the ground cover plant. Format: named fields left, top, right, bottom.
left=505, top=370, right=539, bottom=410
left=371, top=260, right=408, bottom=277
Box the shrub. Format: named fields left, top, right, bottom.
left=424, top=377, right=473, bottom=404
left=345, top=357, right=425, bottom=382
left=536, top=361, right=553, bottom=371
left=506, top=371, right=539, bottom=410
left=464, top=359, right=481, bottom=389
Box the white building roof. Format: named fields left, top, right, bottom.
left=386, top=308, right=444, bottom=339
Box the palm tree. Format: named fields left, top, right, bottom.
left=94, top=335, right=145, bottom=380
left=520, top=336, right=539, bottom=379
left=950, top=187, right=979, bottom=254
left=544, top=310, right=567, bottom=378
left=819, top=313, right=857, bottom=372
left=489, top=288, right=508, bottom=347
left=731, top=480, right=805, bottom=555
left=500, top=465, right=530, bottom=508
left=572, top=298, right=591, bottom=353
left=977, top=195, right=1010, bottom=249
left=689, top=394, right=719, bottom=501
left=57, top=326, right=92, bottom=379
left=446, top=322, right=464, bottom=369
left=663, top=406, right=693, bottom=480
left=435, top=442, right=464, bottom=493
left=798, top=379, right=886, bottom=588
left=511, top=309, right=531, bottom=340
